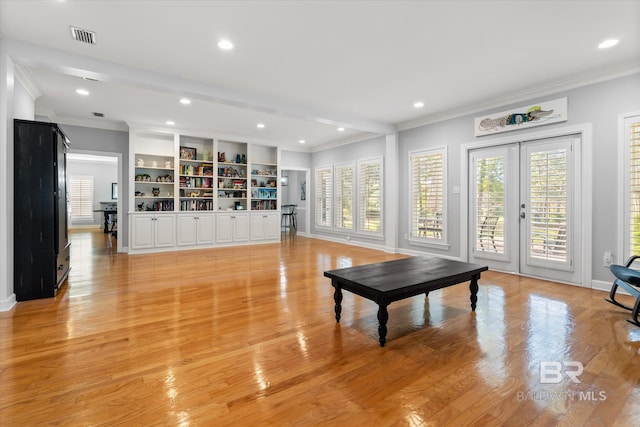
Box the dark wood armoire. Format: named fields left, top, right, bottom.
left=14, top=119, right=71, bottom=301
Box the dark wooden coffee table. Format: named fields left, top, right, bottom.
left=324, top=256, right=488, bottom=346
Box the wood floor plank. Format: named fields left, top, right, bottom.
left=1, top=229, right=639, bottom=425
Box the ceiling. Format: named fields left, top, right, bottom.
left=1, top=0, right=639, bottom=151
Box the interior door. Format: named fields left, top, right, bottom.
left=469, top=136, right=581, bottom=285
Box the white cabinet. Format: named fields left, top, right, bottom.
left=250, top=212, right=281, bottom=241
left=177, top=213, right=215, bottom=246
left=130, top=213, right=176, bottom=250
left=216, top=212, right=249, bottom=243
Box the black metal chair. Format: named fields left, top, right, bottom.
left=282, top=204, right=297, bottom=229
left=606, top=255, right=640, bottom=327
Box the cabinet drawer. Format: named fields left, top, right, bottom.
left=56, top=244, right=71, bottom=289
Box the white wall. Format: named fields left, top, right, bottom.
left=0, top=48, right=16, bottom=311
left=13, top=79, right=34, bottom=120
left=397, top=72, right=640, bottom=283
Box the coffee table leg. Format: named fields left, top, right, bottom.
left=333, top=281, right=343, bottom=323
left=470, top=274, right=479, bottom=311
left=377, top=303, right=389, bottom=347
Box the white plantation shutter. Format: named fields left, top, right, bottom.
left=528, top=147, right=569, bottom=263
left=334, top=163, right=354, bottom=230
left=410, top=148, right=446, bottom=241
left=358, top=158, right=383, bottom=234
left=315, top=166, right=332, bottom=228
left=70, top=176, right=94, bottom=220
left=474, top=156, right=505, bottom=254
left=627, top=115, right=640, bottom=258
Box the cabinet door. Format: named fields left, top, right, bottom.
left=250, top=213, right=266, bottom=240
left=154, top=215, right=176, bottom=248
left=264, top=213, right=281, bottom=240
left=177, top=215, right=197, bottom=246
left=216, top=214, right=234, bottom=243
left=233, top=213, right=249, bottom=242
left=197, top=214, right=215, bottom=245
left=131, top=215, right=155, bottom=249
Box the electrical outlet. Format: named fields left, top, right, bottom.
left=603, top=251, right=613, bottom=267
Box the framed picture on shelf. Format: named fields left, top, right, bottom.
left=180, top=146, right=197, bottom=160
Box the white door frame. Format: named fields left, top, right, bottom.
left=279, top=166, right=311, bottom=236
left=68, top=149, right=123, bottom=253
left=460, top=123, right=593, bottom=287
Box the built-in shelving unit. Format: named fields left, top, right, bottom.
left=179, top=135, right=214, bottom=211
left=250, top=145, right=278, bottom=211
left=217, top=140, right=248, bottom=211
left=128, top=129, right=280, bottom=253
left=133, top=132, right=175, bottom=212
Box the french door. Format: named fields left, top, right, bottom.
left=469, top=136, right=582, bottom=285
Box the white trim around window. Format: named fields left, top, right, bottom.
left=620, top=111, right=640, bottom=263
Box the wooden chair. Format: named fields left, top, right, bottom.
left=606, top=255, right=640, bottom=327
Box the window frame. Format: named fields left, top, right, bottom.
left=357, top=157, right=384, bottom=236
left=408, top=146, right=448, bottom=248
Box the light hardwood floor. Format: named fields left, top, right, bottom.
left=1, top=229, right=639, bottom=426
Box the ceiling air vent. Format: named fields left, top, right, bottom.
left=70, top=26, right=96, bottom=44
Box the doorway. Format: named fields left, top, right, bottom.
left=468, top=135, right=582, bottom=285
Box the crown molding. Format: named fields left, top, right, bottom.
left=311, top=132, right=383, bottom=153
left=397, top=61, right=640, bottom=132
left=14, top=64, right=42, bottom=100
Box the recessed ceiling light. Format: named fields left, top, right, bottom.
left=218, top=39, right=234, bottom=50
left=179, top=98, right=191, bottom=105
left=414, top=101, right=424, bottom=108
left=76, top=88, right=89, bottom=96
left=337, top=127, right=345, bottom=132
left=598, top=38, right=619, bottom=49
left=166, top=120, right=175, bottom=126
left=257, top=123, right=265, bottom=129
left=299, top=139, right=306, bottom=144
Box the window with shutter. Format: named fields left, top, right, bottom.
left=358, top=158, right=383, bottom=234
left=334, top=163, right=354, bottom=230
left=474, top=155, right=505, bottom=254
left=626, top=114, right=640, bottom=258
left=410, top=148, right=446, bottom=241
left=70, top=176, right=94, bottom=221
left=528, top=148, right=568, bottom=262
left=315, top=166, right=332, bottom=228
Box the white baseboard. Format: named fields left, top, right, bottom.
left=309, top=233, right=394, bottom=253
left=592, top=278, right=633, bottom=296
left=396, top=247, right=463, bottom=261
left=0, top=293, right=16, bottom=312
